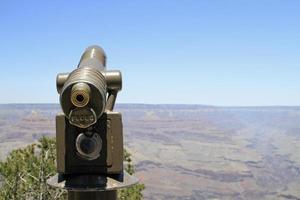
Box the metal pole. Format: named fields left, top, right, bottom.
left=68, top=191, right=117, bottom=200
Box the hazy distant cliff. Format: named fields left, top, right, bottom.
left=0, top=104, right=299, bottom=200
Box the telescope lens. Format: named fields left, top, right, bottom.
left=76, top=94, right=84, bottom=102
left=71, top=82, right=91, bottom=107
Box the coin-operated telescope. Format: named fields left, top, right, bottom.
left=56, top=45, right=123, bottom=175
left=48, top=46, right=138, bottom=200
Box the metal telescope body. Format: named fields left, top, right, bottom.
left=57, top=46, right=122, bottom=128
left=48, top=46, right=138, bottom=200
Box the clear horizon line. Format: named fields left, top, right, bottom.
left=0, top=102, right=300, bottom=108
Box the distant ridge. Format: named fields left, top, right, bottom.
left=0, top=103, right=299, bottom=199
left=0, top=103, right=59, bottom=109
left=0, top=103, right=299, bottom=110
left=115, top=103, right=215, bottom=109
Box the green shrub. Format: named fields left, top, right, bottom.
left=0, top=137, right=144, bottom=200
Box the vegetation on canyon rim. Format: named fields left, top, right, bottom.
left=0, top=137, right=145, bottom=200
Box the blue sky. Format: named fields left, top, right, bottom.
left=0, top=1, right=299, bottom=106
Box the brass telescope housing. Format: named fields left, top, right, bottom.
left=51, top=45, right=138, bottom=200
left=55, top=45, right=124, bottom=175
left=57, top=46, right=122, bottom=128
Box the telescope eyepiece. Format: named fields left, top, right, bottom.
left=71, top=82, right=91, bottom=107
